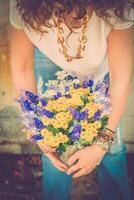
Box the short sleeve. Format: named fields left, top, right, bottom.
left=108, top=8, right=134, bottom=30
left=9, top=0, right=23, bottom=29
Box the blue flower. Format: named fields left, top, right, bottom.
left=94, top=85, right=101, bottom=91
left=39, top=98, right=47, bottom=106
left=105, top=86, right=109, bottom=95
left=33, top=118, right=45, bottom=129
left=25, top=91, right=39, bottom=103
left=88, top=80, right=94, bottom=87
left=69, top=108, right=80, bottom=119
left=37, top=107, right=54, bottom=118
left=31, top=134, right=43, bottom=141
left=82, top=80, right=88, bottom=88
left=73, top=124, right=82, bottom=133
left=69, top=108, right=88, bottom=120
left=52, top=92, right=62, bottom=100
left=79, top=110, right=89, bottom=120
left=65, top=94, right=71, bottom=98
left=74, top=83, right=80, bottom=89
left=23, top=100, right=36, bottom=111
left=70, top=124, right=82, bottom=142
left=65, top=86, right=70, bottom=92
left=41, top=109, right=54, bottom=118
left=94, top=109, right=101, bottom=121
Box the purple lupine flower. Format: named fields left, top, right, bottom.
left=105, top=86, right=109, bottom=96
left=88, top=80, right=94, bottom=87
left=94, top=82, right=104, bottom=92
left=70, top=124, right=82, bottom=142
left=68, top=108, right=80, bottom=119
left=65, top=94, right=71, bottom=98
left=49, top=85, right=57, bottom=90
left=65, top=86, right=70, bottom=92
left=31, top=134, right=43, bottom=141
left=68, top=107, right=88, bottom=120
left=73, top=124, right=82, bottom=133
left=94, top=85, right=101, bottom=91
left=82, top=80, right=88, bottom=88
left=52, top=92, right=62, bottom=100
left=40, top=109, right=54, bottom=118
left=57, top=92, right=62, bottom=98
left=23, top=100, right=36, bottom=111
left=101, top=101, right=111, bottom=111
left=25, top=91, right=39, bottom=103
left=26, top=122, right=35, bottom=130
left=79, top=110, right=89, bottom=120
left=93, top=109, right=101, bottom=121
left=74, top=83, right=80, bottom=89
left=39, top=98, right=47, bottom=106
left=33, top=118, right=45, bottom=129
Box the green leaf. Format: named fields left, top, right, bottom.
left=79, top=138, right=92, bottom=145
left=74, top=141, right=83, bottom=149
left=47, top=125, right=59, bottom=135
left=80, top=95, right=89, bottom=105
left=100, top=116, right=109, bottom=129
left=56, top=143, right=68, bottom=155
left=73, top=120, right=78, bottom=125
left=68, top=119, right=74, bottom=127
left=68, top=126, right=74, bottom=133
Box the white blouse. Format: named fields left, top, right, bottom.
left=9, top=0, right=134, bottom=82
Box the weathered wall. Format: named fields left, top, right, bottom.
left=0, top=0, right=134, bottom=154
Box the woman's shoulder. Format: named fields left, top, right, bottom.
left=103, top=8, right=134, bottom=30
left=91, top=8, right=133, bottom=38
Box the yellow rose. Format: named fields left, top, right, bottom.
left=94, top=121, right=102, bottom=129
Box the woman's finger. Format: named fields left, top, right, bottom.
left=86, top=166, right=95, bottom=175
left=73, top=168, right=88, bottom=178
left=51, top=161, right=67, bottom=172
left=47, top=152, right=68, bottom=170
left=43, top=144, right=56, bottom=152
left=73, top=165, right=94, bottom=178
left=37, top=141, right=56, bottom=153
left=67, top=162, right=81, bottom=175
left=68, top=151, right=79, bottom=165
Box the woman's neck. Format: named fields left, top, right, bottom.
left=63, top=5, right=94, bottom=29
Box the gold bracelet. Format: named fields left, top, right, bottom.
left=94, top=128, right=116, bottom=151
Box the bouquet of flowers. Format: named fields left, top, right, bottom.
left=18, top=70, right=111, bottom=165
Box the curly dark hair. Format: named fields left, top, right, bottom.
left=16, top=0, right=134, bottom=33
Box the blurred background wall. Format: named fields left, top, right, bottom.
left=0, top=0, right=134, bottom=154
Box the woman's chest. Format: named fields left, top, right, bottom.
left=24, top=17, right=108, bottom=71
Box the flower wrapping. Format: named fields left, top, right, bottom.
left=18, top=70, right=111, bottom=165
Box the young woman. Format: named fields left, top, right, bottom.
left=9, top=0, right=134, bottom=200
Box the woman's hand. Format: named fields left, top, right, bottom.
left=37, top=140, right=56, bottom=153
left=46, top=151, right=68, bottom=172
left=37, top=141, right=68, bottom=172
left=66, top=144, right=107, bottom=178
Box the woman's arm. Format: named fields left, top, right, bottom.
left=8, top=26, right=68, bottom=170
left=8, top=26, right=36, bottom=98
left=107, top=27, right=133, bottom=131
left=67, top=27, right=133, bottom=178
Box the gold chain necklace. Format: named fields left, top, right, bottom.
left=55, top=14, right=89, bottom=62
